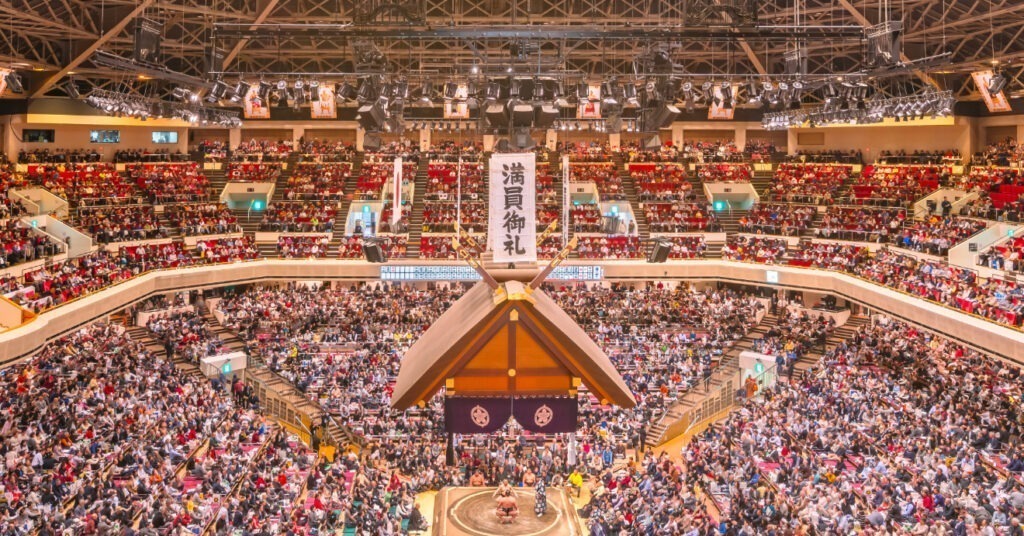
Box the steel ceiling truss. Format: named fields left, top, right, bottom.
left=0, top=0, right=1021, bottom=101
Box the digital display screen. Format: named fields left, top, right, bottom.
left=380, top=265, right=604, bottom=281
left=90, top=130, right=120, bottom=143
left=152, top=131, right=178, bottom=144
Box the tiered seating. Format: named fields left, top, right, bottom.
left=960, top=193, right=1024, bottom=222
left=233, top=139, right=292, bottom=161
left=537, top=235, right=564, bottom=259
left=75, top=205, right=167, bottom=243
left=353, top=161, right=416, bottom=200
left=787, top=242, right=869, bottom=269
left=378, top=205, right=410, bottom=234
left=296, top=139, right=356, bottom=162
left=816, top=206, right=906, bottom=242
left=891, top=215, right=987, bottom=255
left=113, top=148, right=189, bottom=162
left=194, top=236, right=260, bottom=263
left=18, top=147, right=102, bottom=163
left=258, top=202, right=336, bottom=233
left=0, top=220, right=60, bottom=268
left=562, top=141, right=612, bottom=162
left=226, top=431, right=315, bottom=532
left=12, top=252, right=143, bottom=311
left=422, top=201, right=486, bottom=232
left=695, top=163, right=751, bottom=182
left=119, top=241, right=196, bottom=269
left=424, top=160, right=484, bottom=201
left=165, top=203, right=240, bottom=235
left=721, top=236, right=787, bottom=263
left=286, top=162, right=352, bottom=201
left=877, top=148, right=961, bottom=165
left=571, top=203, right=602, bottom=233
left=27, top=162, right=138, bottom=206
left=622, top=144, right=681, bottom=163
left=569, top=162, right=625, bottom=200
left=850, top=164, right=946, bottom=205
left=0, top=323, right=231, bottom=536
left=767, top=163, right=852, bottom=204
left=738, top=204, right=816, bottom=236
left=958, top=166, right=1024, bottom=211
left=0, top=164, right=30, bottom=219
left=127, top=162, right=211, bottom=203
left=665, top=236, right=707, bottom=259
left=418, top=236, right=460, bottom=259
left=147, top=309, right=230, bottom=362
left=226, top=162, right=282, bottom=182
left=278, top=235, right=330, bottom=258
left=682, top=140, right=744, bottom=162
left=576, top=236, right=643, bottom=259
left=644, top=202, right=720, bottom=233
left=978, top=236, right=1024, bottom=273
left=629, top=163, right=693, bottom=202
left=338, top=235, right=407, bottom=259
left=536, top=164, right=559, bottom=205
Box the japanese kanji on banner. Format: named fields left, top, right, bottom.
left=310, top=85, right=337, bottom=119
left=488, top=152, right=537, bottom=263
left=243, top=85, right=269, bottom=119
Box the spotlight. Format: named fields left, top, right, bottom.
left=700, top=81, right=713, bottom=103
left=577, top=82, right=589, bottom=100
left=230, top=81, right=250, bottom=103
left=601, top=81, right=618, bottom=105
left=309, top=80, right=320, bottom=102
left=257, top=81, right=272, bottom=101
left=5, top=72, right=23, bottom=94
left=987, top=73, right=1007, bottom=95
left=443, top=82, right=458, bottom=100
left=207, top=80, right=229, bottom=103
left=719, top=81, right=733, bottom=109
left=336, top=82, right=356, bottom=101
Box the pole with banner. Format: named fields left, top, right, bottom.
left=392, top=157, right=402, bottom=227
left=561, top=154, right=570, bottom=247
left=457, top=154, right=462, bottom=228
left=489, top=152, right=537, bottom=264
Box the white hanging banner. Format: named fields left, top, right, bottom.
left=489, top=152, right=536, bottom=263
left=392, top=157, right=402, bottom=226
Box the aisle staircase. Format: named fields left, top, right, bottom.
left=789, top=314, right=869, bottom=380
left=614, top=154, right=650, bottom=241
left=326, top=152, right=364, bottom=256
left=405, top=159, right=430, bottom=258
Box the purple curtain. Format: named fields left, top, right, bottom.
left=513, top=397, right=578, bottom=433
left=445, top=397, right=512, bottom=434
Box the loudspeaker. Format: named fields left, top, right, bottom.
left=643, top=104, right=680, bottom=131
left=511, top=129, right=534, bottom=150
left=647, top=240, right=672, bottom=263
left=484, top=104, right=508, bottom=128
left=357, top=104, right=387, bottom=131
left=534, top=104, right=559, bottom=128
left=643, top=135, right=662, bottom=150
left=602, top=216, right=620, bottom=235
left=363, top=241, right=386, bottom=263
left=134, top=18, right=163, bottom=63
left=363, top=133, right=382, bottom=151
left=510, top=103, right=535, bottom=127
left=495, top=139, right=511, bottom=152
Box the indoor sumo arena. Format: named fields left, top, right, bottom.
left=0, top=1, right=1023, bottom=535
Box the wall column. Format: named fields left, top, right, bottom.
left=355, top=129, right=365, bottom=151
left=545, top=129, right=557, bottom=150
left=671, top=124, right=684, bottom=147
left=1016, top=123, right=1024, bottom=144
left=483, top=134, right=495, bottom=152
left=786, top=129, right=798, bottom=155
left=734, top=127, right=747, bottom=151
left=419, top=128, right=431, bottom=152
left=228, top=127, right=242, bottom=149
left=292, top=127, right=305, bottom=149
left=3, top=116, right=22, bottom=161
left=608, top=133, right=621, bottom=151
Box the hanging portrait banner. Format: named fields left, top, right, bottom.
left=488, top=152, right=537, bottom=263
left=243, top=85, right=270, bottom=119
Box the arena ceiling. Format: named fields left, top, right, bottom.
left=2, top=0, right=1023, bottom=103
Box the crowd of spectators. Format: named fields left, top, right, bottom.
left=258, top=202, right=336, bottom=233
left=285, top=163, right=352, bottom=201
left=74, top=205, right=167, bottom=243
left=570, top=163, right=626, bottom=201
left=295, top=139, right=356, bottom=161
left=165, top=203, right=240, bottom=236
left=571, top=203, right=603, bottom=233
left=232, top=140, right=293, bottom=162
left=576, top=236, right=643, bottom=259
left=817, top=206, right=906, bottom=242
left=354, top=162, right=417, bottom=200
left=277, top=235, right=331, bottom=258
left=722, top=236, right=788, bottom=263
left=877, top=148, right=962, bottom=165
left=664, top=236, right=708, bottom=259
left=630, top=163, right=694, bottom=203
left=972, top=138, right=1024, bottom=166
left=227, top=162, right=283, bottom=183
left=787, top=242, right=870, bottom=270
left=960, top=194, right=1024, bottom=223
left=17, top=148, right=102, bottom=164
left=622, top=144, right=681, bottom=163
left=422, top=201, right=486, bottom=233
left=978, top=236, right=1024, bottom=274
left=560, top=141, right=611, bottom=162
left=338, top=235, right=407, bottom=260
left=147, top=309, right=230, bottom=364
left=890, top=216, right=987, bottom=256
left=682, top=140, right=745, bottom=163
left=785, top=149, right=863, bottom=164
left=425, top=161, right=484, bottom=201
left=127, top=163, right=211, bottom=204
left=113, top=148, right=189, bottom=163
left=849, top=165, right=947, bottom=205
left=695, top=163, right=751, bottom=183
left=0, top=164, right=29, bottom=220
left=739, top=204, right=816, bottom=236
left=767, top=163, right=852, bottom=204
left=194, top=236, right=261, bottom=264
left=195, top=140, right=228, bottom=161
left=27, top=163, right=139, bottom=206
left=644, top=202, right=721, bottom=233
left=0, top=220, right=61, bottom=268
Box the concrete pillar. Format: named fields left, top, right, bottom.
left=3, top=116, right=22, bottom=161
left=608, top=133, right=621, bottom=151
left=355, top=129, right=365, bottom=152
left=1016, top=123, right=1024, bottom=144
left=419, top=128, right=431, bottom=152
left=735, top=127, right=747, bottom=151
left=671, top=124, right=684, bottom=148
left=483, top=134, right=495, bottom=152
left=292, top=127, right=305, bottom=149
left=786, top=129, right=798, bottom=155
left=545, top=129, right=557, bottom=150
left=228, top=127, right=242, bottom=149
